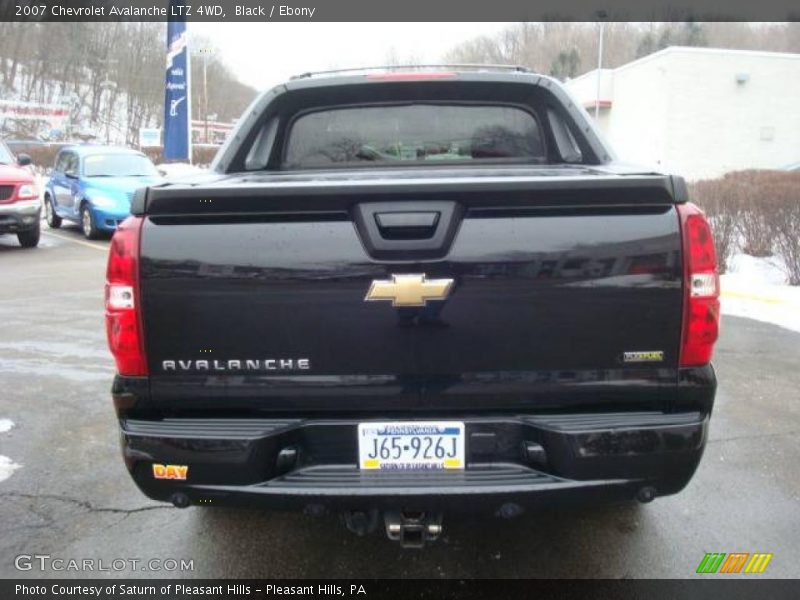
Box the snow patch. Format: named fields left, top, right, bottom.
left=0, top=456, right=21, bottom=482
left=0, top=419, right=14, bottom=433
left=721, top=253, right=800, bottom=334
left=157, top=162, right=206, bottom=180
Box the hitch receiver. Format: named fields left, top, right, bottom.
left=384, top=510, right=443, bottom=548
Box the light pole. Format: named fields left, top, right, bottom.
left=97, top=56, right=118, bottom=144
left=595, top=19, right=605, bottom=120
left=101, top=77, right=117, bottom=144
left=196, top=48, right=213, bottom=143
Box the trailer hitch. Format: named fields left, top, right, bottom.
left=383, top=510, right=443, bottom=548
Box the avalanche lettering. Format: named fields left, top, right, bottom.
left=109, top=6, right=167, bottom=16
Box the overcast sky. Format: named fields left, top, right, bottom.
left=191, top=23, right=513, bottom=90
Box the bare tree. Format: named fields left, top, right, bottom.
left=0, top=23, right=257, bottom=143
left=445, top=22, right=798, bottom=79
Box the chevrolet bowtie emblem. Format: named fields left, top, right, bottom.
left=365, top=274, right=454, bottom=307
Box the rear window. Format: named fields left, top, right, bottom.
left=283, top=104, right=545, bottom=169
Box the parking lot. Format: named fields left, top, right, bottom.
left=1, top=220, right=799, bottom=579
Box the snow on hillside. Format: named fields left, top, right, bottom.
left=1, top=60, right=153, bottom=144
left=721, top=254, right=800, bottom=333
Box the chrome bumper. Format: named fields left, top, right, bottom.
left=0, top=199, right=41, bottom=215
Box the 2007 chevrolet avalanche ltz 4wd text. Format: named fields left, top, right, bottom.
left=105, top=66, right=719, bottom=547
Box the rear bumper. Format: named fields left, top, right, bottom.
left=120, top=411, right=709, bottom=512
left=0, top=199, right=41, bottom=233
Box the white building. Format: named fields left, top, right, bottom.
left=565, top=47, right=800, bottom=180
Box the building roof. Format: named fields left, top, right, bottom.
left=566, top=46, right=800, bottom=110
left=570, top=45, right=800, bottom=85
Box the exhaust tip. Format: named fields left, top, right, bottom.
left=170, top=492, right=190, bottom=508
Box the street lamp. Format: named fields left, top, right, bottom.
left=196, top=48, right=214, bottom=143
left=97, top=56, right=118, bottom=144
left=100, top=78, right=117, bottom=144
left=595, top=12, right=608, bottom=120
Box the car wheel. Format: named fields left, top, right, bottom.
left=18, top=221, right=41, bottom=248
left=45, top=195, right=62, bottom=228
left=80, top=204, right=100, bottom=240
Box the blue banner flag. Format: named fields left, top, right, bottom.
left=163, top=14, right=191, bottom=161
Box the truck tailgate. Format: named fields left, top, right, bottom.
left=139, top=171, right=683, bottom=412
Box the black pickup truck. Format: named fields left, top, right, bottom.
left=105, top=67, right=719, bottom=547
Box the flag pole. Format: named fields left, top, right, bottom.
left=185, top=29, right=193, bottom=165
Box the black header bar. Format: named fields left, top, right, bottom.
left=1, top=0, right=798, bottom=22
left=3, top=579, right=800, bottom=600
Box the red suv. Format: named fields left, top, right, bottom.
left=0, top=139, right=39, bottom=247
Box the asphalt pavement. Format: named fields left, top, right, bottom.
left=1, top=222, right=798, bottom=578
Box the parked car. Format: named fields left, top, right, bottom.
left=106, top=67, right=720, bottom=547
left=5, top=139, right=47, bottom=153
left=44, top=145, right=162, bottom=239
left=0, top=139, right=40, bottom=248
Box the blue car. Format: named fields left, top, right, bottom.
left=44, top=146, right=162, bottom=239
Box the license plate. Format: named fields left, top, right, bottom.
left=358, top=421, right=465, bottom=470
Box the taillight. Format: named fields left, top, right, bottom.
left=677, top=203, right=720, bottom=367
left=105, top=216, right=147, bottom=376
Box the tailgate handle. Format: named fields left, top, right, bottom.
left=374, top=211, right=440, bottom=240
left=353, top=201, right=463, bottom=260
